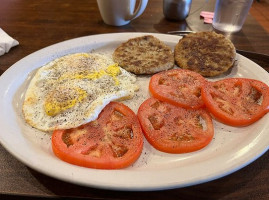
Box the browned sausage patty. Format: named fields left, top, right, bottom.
left=174, top=31, right=236, bottom=77
left=113, top=35, right=174, bottom=75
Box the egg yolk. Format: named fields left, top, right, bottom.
left=59, top=63, right=121, bottom=85
left=44, top=88, right=87, bottom=117
left=44, top=63, right=121, bottom=117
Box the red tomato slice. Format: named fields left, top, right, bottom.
left=149, top=69, right=206, bottom=109
left=201, top=78, right=269, bottom=126
left=51, top=102, right=144, bottom=169
left=137, top=97, right=214, bottom=153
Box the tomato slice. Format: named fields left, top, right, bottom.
left=51, top=102, right=144, bottom=169
left=137, top=97, right=214, bottom=153
left=201, top=78, right=269, bottom=126
left=149, top=69, right=206, bottom=109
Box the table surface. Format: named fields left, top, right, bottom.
left=1, top=0, right=269, bottom=199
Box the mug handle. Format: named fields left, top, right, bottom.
left=126, top=0, right=148, bottom=20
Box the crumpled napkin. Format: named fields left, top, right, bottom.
left=0, top=28, right=19, bottom=56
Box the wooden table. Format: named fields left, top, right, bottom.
left=1, top=0, right=269, bottom=199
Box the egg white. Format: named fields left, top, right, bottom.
left=22, top=53, right=138, bottom=132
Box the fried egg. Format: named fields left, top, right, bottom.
left=22, top=53, right=138, bottom=132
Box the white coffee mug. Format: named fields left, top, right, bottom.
left=97, top=0, right=148, bottom=26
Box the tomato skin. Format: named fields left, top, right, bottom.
left=201, top=78, right=269, bottom=126
left=137, top=97, right=214, bottom=154
left=149, top=69, right=206, bottom=109
left=52, top=102, right=143, bottom=169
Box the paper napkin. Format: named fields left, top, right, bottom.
left=0, top=28, right=19, bottom=56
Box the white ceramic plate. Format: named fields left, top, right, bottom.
left=0, top=33, right=269, bottom=191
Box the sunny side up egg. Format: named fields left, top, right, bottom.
left=22, top=53, right=138, bottom=132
